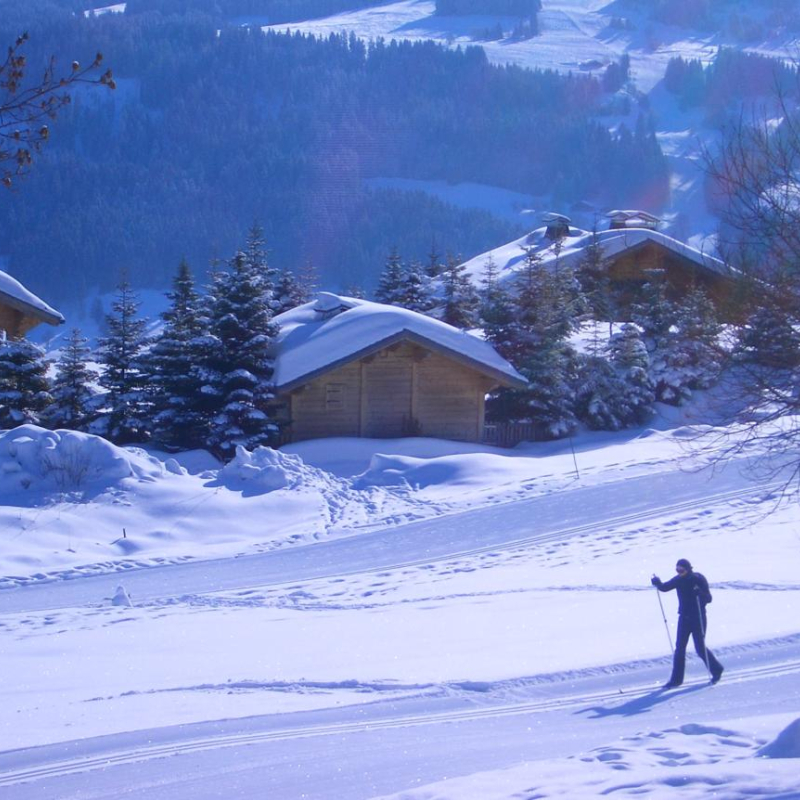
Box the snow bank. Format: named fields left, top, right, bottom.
left=218, top=445, right=347, bottom=493
left=354, top=452, right=517, bottom=490
left=0, top=425, right=164, bottom=492
left=758, top=717, right=800, bottom=758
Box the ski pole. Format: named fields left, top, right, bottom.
left=653, top=577, right=673, bottom=655
left=696, top=594, right=714, bottom=680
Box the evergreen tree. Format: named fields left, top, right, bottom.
left=274, top=269, right=310, bottom=315
left=147, top=259, right=213, bottom=450
left=631, top=272, right=685, bottom=404
left=204, top=249, right=281, bottom=459
left=96, top=276, right=152, bottom=444
left=374, top=247, right=406, bottom=306
left=297, top=258, right=320, bottom=301
left=343, top=283, right=367, bottom=299
left=43, top=328, right=98, bottom=430
left=0, top=337, right=52, bottom=427
left=608, top=322, right=655, bottom=425
left=438, top=253, right=480, bottom=329
left=396, top=260, right=436, bottom=314
left=672, top=285, right=723, bottom=391
left=426, top=241, right=445, bottom=279
left=574, top=354, right=626, bottom=431
left=243, top=223, right=277, bottom=285
left=576, top=227, right=614, bottom=338
left=480, top=255, right=518, bottom=361
left=737, top=287, right=800, bottom=368
left=492, top=246, right=578, bottom=436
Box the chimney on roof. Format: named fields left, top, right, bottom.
left=543, top=212, right=571, bottom=241
left=607, top=210, right=661, bottom=230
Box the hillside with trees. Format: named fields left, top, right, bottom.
left=0, top=3, right=668, bottom=304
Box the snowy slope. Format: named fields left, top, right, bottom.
left=1, top=415, right=800, bottom=797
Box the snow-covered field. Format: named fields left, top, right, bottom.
left=1, top=416, right=799, bottom=798
left=260, top=0, right=800, bottom=91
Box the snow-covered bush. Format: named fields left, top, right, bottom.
left=0, top=425, right=164, bottom=492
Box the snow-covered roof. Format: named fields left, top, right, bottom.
left=461, top=225, right=735, bottom=284
left=0, top=269, right=64, bottom=326
left=271, top=293, right=527, bottom=392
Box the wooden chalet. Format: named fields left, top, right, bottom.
left=461, top=211, right=741, bottom=319
left=271, top=294, right=527, bottom=443
left=0, top=269, right=65, bottom=339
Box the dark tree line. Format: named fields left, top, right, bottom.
left=125, top=0, right=388, bottom=22
left=632, top=0, right=800, bottom=34
left=665, top=48, right=798, bottom=115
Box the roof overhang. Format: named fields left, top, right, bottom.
left=275, top=329, right=528, bottom=394
left=0, top=289, right=64, bottom=326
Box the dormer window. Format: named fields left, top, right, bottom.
left=543, top=212, right=571, bottom=241
left=312, top=292, right=357, bottom=320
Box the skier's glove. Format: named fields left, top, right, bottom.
left=651, top=576, right=660, bottom=586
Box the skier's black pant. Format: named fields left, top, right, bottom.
left=669, top=612, right=723, bottom=685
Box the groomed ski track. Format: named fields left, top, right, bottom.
left=0, top=457, right=777, bottom=613
left=1, top=639, right=798, bottom=798
left=1, top=455, right=795, bottom=799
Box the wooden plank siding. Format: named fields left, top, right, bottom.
left=414, top=349, right=492, bottom=441
left=285, top=340, right=497, bottom=443
left=289, top=360, right=362, bottom=440
left=607, top=242, right=737, bottom=316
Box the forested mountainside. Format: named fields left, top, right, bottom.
left=664, top=48, right=798, bottom=120
left=0, top=2, right=667, bottom=303
left=616, top=0, right=800, bottom=38
left=124, top=0, right=388, bottom=21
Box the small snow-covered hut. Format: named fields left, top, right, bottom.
left=272, top=293, right=527, bottom=443
left=0, top=269, right=65, bottom=339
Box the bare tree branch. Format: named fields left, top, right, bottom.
left=0, top=32, right=115, bottom=187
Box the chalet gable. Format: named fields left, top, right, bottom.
left=272, top=294, right=527, bottom=394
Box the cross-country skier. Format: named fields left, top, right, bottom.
left=651, top=558, right=724, bottom=689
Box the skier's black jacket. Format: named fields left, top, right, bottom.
left=652, top=571, right=712, bottom=619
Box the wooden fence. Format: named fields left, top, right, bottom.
left=482, top=421, right=550, bottom=448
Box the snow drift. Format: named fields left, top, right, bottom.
left=0, top=425, right=164, bottom=493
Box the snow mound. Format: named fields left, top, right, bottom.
left=758, top=718, right=800, bottom=758
left=111, top=585, right=133, bottom=607
left=0, top=425, right=164, bottom=492
left=354, top=451, right=531, bottom=492
left=219, top=445, right=344, bottom=493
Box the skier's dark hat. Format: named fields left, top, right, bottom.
left=676, top=558, right=692, bottom=571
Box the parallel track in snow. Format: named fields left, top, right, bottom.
left=0, top=473, right=780, bottom=613
left=1, top=656, right=797, bottom=788
left=232, top=479, right=781, bottom=587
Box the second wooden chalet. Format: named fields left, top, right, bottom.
left=271, top=293, right=527, bottom=443
left=461, top=211, right=741, bottom=318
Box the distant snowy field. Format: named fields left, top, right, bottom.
left=2, top=415, right=800, bottom=798
left=260, top=0, right=800, bottom=93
